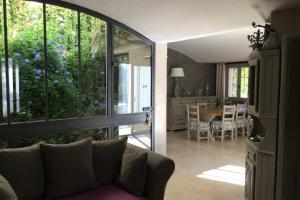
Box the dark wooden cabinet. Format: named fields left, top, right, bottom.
left=276, top=34, right=300, bottom=200
left=245, top=143, right=257, bottom=200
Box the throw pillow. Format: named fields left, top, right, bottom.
left=117, top=147, right=148, bottom=196
left=92, top=137, right=127, bottom=185
left=0, top=144, right=45, bottom=200
left=0, top=174, right=18, bottom=200
left=41, top=139, right=97, bottom=198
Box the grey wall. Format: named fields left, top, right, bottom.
left=167, top=48, right=216, bottom=97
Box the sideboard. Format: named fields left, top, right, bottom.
left=167, top=96, right=217, bottom=131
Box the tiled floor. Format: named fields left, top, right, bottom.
left=165, top=130, right=246, bottom=200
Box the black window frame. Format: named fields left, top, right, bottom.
left=225, top=62, right=249, bottom=100
left=0, top=0, right=156, bottom=150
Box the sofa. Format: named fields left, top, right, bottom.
left=0, top=138, right=175, bottom=200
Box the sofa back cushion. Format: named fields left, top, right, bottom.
left=0, top=144, right=45, bottom=200
left=41, top=139, right=97, bottom=198
left=0, top=174, right=18, bottom=200
left=117, top=147, right=148, bottom=196
left=92, top=137, right=127, bottom=185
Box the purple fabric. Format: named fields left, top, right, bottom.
left=56, top=185, right=146, bottom=200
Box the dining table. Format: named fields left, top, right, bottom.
left=198, top=107, right=223, bottom=140
left=199, top=107, right=223, bottom=122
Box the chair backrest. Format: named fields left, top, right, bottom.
left=198, top=103, right=208, bottom=110
left=236, top=103, right=246, bottom=120
left=222, top=105, right=236, bottom=123
left=187, top=104, right=199, bottom=124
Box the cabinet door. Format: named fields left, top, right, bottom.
left=245, top=158, right=255, bottom=200
left=255, top=152, right=275, bottom=200
left=173, top=106, right=186, bottom=124
left=259, top=50, right=280, bottom=119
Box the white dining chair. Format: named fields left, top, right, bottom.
left=235, top=103, right=247, bottom=137
left=186, top=104, right=210, bottom=142
left=212, top=105, right=236, bottom=142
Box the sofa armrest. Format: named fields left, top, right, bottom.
left=126, top=144, right=175, bottom=200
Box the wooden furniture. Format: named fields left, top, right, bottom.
left=198, top=108, right=222, bottom=122
left=198, top=103, right=208, bottom=109
left=212, top=105, right=236, bottom=142
left=245, top=49, right=280, bottom=200
left=167, top=96, right=216, bottom=131
left=276, top=34, right=300, bottom=200
left=186, top=104, right=210, bottom=141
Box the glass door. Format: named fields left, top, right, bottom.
left=112, top=25, right=152, bottom=149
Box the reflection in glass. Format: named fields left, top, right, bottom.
left=0, top=127, right=107, bottom=149
left=113, top=26, right=151, bottom=114
left=80, top=13, right=106, bottom=116
left=7, top=1, right=44, bottom=122
left=47, top=5, right=78, bottom=119
left=114, top=123, right=151, bottom=149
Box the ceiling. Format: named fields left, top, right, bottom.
left=168, top=27, right=255, bottom=63
left=64, top=0, right=300, bottom=63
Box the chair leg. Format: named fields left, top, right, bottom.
left=221, top=129, right=224, bottom=142
left=197, top=127, right=200, bottom=142
left=207, top=130, right=210, bottom=141
left=187, top=126, right=190, bottom=139
left=231, top=129, right=234, bottom=141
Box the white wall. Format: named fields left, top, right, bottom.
left=154, top=43, right=168, bottom=155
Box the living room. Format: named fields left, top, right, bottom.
left=0, top=0, right=300, bottom=200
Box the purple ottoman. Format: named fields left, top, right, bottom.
left=57, top=185, right=146, bottom=200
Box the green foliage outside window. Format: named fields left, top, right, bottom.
left=0, top=1, right=107, bottom=122
left=0, top=128, right=107, bottom=149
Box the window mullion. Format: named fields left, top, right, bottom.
left=77, top=11, right=81, bottom=117
left=238, top=67, right=241, bottom=98
left=43, top=3, right=49, bottom=121
left=3, top=0, right=10, bottom=123
left=107, top=22, right=113, bottom=139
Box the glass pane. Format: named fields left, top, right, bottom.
left=7, top=1, right=44, bottom=122
left=113, top=26, right=152, bottom=114
left=47, top=5, right=79, bottom=119
left=114, top=123, right=151, bottom=149
left=0, top=127, right=108, bottom=149
left=240, top=67, right=249, bottom=98
left=228, top=68, right=238, bottom=97
left=0, top=0, right=6, bottom=123
left=80, top=13, right=106, bottom=116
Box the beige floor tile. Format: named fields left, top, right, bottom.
left=165, top=130, right=246, bottom=200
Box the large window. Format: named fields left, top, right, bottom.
left=7, top=1, right=45, bottom=122
left=114, top=123, right=151, bottom=149
left=226, top=63, right=249, bottom=99
left=0, top=127, right=107, bottom=149
left=80, top=13, right=106, bottom=117
left=113, top=26, right=152, bottom=114
left=0, top=1, right=108, bottom=121
left=0, top=0, right=154, bottom=149
left=46, top=5, right=79, bottom=119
